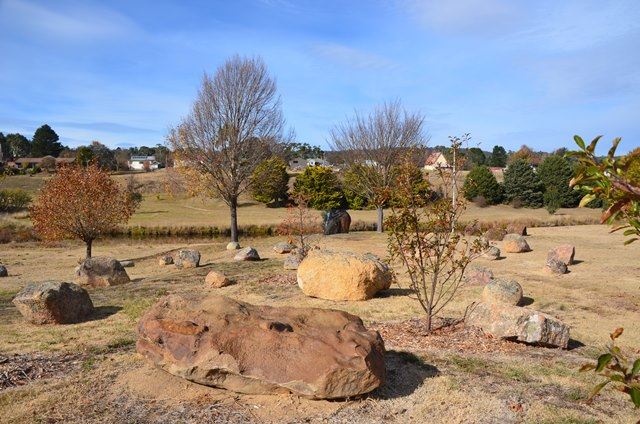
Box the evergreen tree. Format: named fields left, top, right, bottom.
left=31, top=124, right=63, bottom=157
left=537, top=155, right=581, bottom=208
left=6, top=133, right=30, bottom=157
left=250, top=156, right=289, bottom=206
left=292, top=166, right=346, bottom=210
left=503, top=159, right=544, bottom=208
left=0, top=132, right=7, bottom=161
left=463, top=165, right=504, bottom=205
left=467, top=147, right=486, bottom=166
left=488, top=145, right=507, bottom=167
left=76, top=146, right=95, bottom=167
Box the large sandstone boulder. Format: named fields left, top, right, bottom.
left=482, top=279, right=523, bottom=306
left=273, top=242, right=296, bottom=254
left=234, top=247, right=260, bottom=261
left=465, top=266, right=494, bottom=285
left=503, top=234, right=531, bottom=253
left=466, top=302, right=570, bottom=348
left=12, top=282, right=94, bottom=324
left=137, top=294, right=386, bottom=399
left=75, top=257, right=130, bottom=287
left=175, top=250, right=201, bottom=269
left=297, top=250, right=392, bottom=301
left=323, top=209, right=351, bottom=235
left=205, top=270, right=231, bottom=288
left=547, top=244, right=575, bottom=266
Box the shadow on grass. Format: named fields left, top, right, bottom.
left=377, top=288, right=413, bottom=298
left=371, top=350, right=439, bottom=400
left=518, top=296, right=534, bottom=307
left=87, top=306, right=123, bottom=322
left=567, top=339, right=586, bottom=350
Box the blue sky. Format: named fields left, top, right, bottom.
left=0, top=0, right=639, bottom=154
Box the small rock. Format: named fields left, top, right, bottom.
left=484, top=227, right=506, bottom=241
left=120, top=260, right=134, bottom=268
left=12, top=282, right=94, bottom=324
left=284, top=249, right=305, bottom=270
left=273, top=242, right=296, bottom=254
left=323, top=209, right=351, bottom=235
left=205, top=270, right=231, bottom=288
left=482, top=279, right=523, bottom=306
left=547, top=244, right=575, bottom=266
left=483, top=246, right=501, bottom=260
left=465, top=266, right=494, bottom=285
left=234, top=247, right=260, bottom=261
left=506, top=224, right=527, bottom=236
left=503, top=234, right=531, bottom=253
left=158, top=255, right=174, bottom=266
left=226, top=242, right=241, bottom=250
left=0, top=265, right=7, bottom=277
left=466, top=302, right=570, bottom=348
left=75, top=257, right=130, bottom=287
left=175, top=250, right=201, bottom=269
left=545, top=258, right=568, bottom=275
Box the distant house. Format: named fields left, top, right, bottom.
left=14, top=157, right=75, bottom=169
left=424, top=152, right=450, bottom=171
left=288, top=157, right=329, bottom=169
left=128, top=155, right=160, bottom=171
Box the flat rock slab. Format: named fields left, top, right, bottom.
left=297, top=250, right=392, bottom=301
left=137, top=294, right=386, bottom=399
left=13, top=282, right=94, bottom=324
left=467, top=302, right=570, bottom=348
left=75, top=257, right=130, bottom=287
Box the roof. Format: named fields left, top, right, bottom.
left=129, top=155, right=156, bottom=161
left=425, top=152, right=447, bottom=166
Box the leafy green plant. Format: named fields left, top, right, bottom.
left=292, top=165, right=346, bottom=210
left=544, top=187, right=562, bottom=215
left=0, top=189, right=32, bottom=212
left=569, top=135, right=640, bottom=244
left=503, top=159, right=544, bottom=208
left=579, top=328, right=640, bottom=408
left=250, top=156, right=289, bottom=207
left=463, top=165, right=503, bottom=205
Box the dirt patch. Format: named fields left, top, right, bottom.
left=0, top=352, right=86, bottom=390
left=255, top=273, right=297, bottom=287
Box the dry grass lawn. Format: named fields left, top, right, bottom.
left=0, top=225, right=639, bottom=423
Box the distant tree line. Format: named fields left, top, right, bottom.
left=0, top=124, right=64, bottom=159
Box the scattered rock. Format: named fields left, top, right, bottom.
left=158, top=255, right=174, bottom=266
left=137, top=294, right=386, bottom=399
left=464, top=222, right=481, bottom=236
left=483, top=246, right=501, bottom=260
left=547, top=244, right=575, bottom=266
left=545, top=258, right=568, bottom=275
left=484, top=227, right=506, bottom=241
left=503, top=234, right=531, bottom=253
left=273, top=242, right=296, bottom=254
left=297, top=250, right=392, bottom=301
left=323, top=209, right=351, bottom=235
left=226, top=241, right=241, bottom=251
left=174, top=250, right=201, bottom=269
left=0, top=265, right=7, bottom=277
left=466, top=302, right=570, bottom=348
left=12, top=282, right=94, bottom=324
left=284, top=248, right=305, bottom=270
left=75, top=257, right=130, bottom=287
left=506, top=224, right=527, bottom=236
left=482, top=279, right=523, bottom=306
left=120, top=260, right=134, bottom=268
left=205, top=270, right=231, bottom=288
left=234, top=247, right=260, bottom=261
left=465, top=266, right=494, bottom=285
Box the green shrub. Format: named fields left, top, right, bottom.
left=0, top=189, right=32, bottom=212
left=544, top=187, right=562, bottom=214
left=250, top=156, right=289, bottom=207
left=463, top=166, right=503, bottom=205
left=292, top=166, right=346, bottom=210
left=342, top=166, right=369, bottom=210
left=538, top=155, right=581, bottom=207
left=503, top=159, right=544, bottom=208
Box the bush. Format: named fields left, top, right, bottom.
left=463, top=166, right=503, bottom=205
left=0, top=189, right=32, bottom=212
left=537, top=155, right=581, bottom=208
left=250, top=157, right=289, bottom=207
left=342, top=166, right=369, bottom=210
left=503, top=159, right=544, bottom=208
left=292, top=166, right=346, bottom=210
left=544, top=187, right=562, bottom=214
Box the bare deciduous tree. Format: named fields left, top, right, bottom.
left=168, top=55, right=286, bottom=242
left=329, top=100, right=427, bottom=232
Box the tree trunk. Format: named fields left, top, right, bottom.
left=376, top=206, right=384, bottom=233
left=230, top=197, right=239, bottom=243
left=85, top=239, right=93, bottom=259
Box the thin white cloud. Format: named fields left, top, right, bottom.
left=312, top=43, right=397, bottom=71
left=0, top=0, right=138, bottom=40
